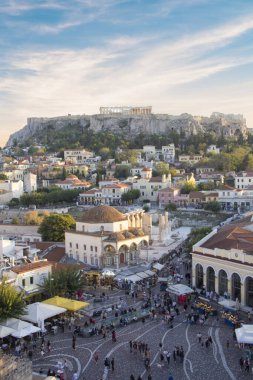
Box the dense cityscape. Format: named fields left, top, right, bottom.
left=1, top=1, right=253, bottom=380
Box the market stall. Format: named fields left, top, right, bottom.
left=194, top=301, right=217, bottom=316
left=166, top=284, right=194, bottom=304
left=221, top=310, right=240, bottom=328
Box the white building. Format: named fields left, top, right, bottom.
left=65, top=205, right=150, bottom=268
left=142, top=145, right=175, bottom=163
left=55, top=174, right=90, bottom=190
left=3, top=260, right=52, bottom=297
left=178, top=155, right=203, bottom=165
left=0, top=180, right=23, bottom=204
left=24, top=172, right=37, bottom=193
left=64, top=149, right=94, bottom=164
left=79, top=183, right=130, bottom=205
left=207, top=145, right=220, bottom=154
left=235, top=171, right=253, bottom=189
left=132, top=174, right=172, bottom=202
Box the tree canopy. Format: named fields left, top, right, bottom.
left=0, top=278, right=26, bottom=322
left=42, top=267, right=85, bottom=297
left=185, top=226, right=212, bottom=253
left=38, top=213, right=76, bottom=241
left=121, top=189, right=140, bottom=204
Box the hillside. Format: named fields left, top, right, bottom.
left=6, top=112, right=248, bottom=150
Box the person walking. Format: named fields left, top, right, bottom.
left=47, top=340, right=51, bottom=353
left=173, top=348, right=177, bottom=362
left=226, top=340, right=229, bottom=349
left=129, top=340, right=133, bottom=353
left=112, top=329, right=116, bottom=342
left=180, top=347, right=184, bottom=363
left=239, top=357, right=244, bottom=370
left=94, top=351, right=99, bottom=364
left=130, top=375, right=135, bottom=380
left=111, top=357, right=115, bottom=372
left=160, top=352, right=165, bottom=366
left=147, top=374, right=152, bottom=380
left=166, top=351, right=171, bottom=366
left=197, top=332, right=202, bottom=343
left=245, top=359, right=250, bottom=372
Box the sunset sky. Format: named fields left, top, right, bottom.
left=1, top=0, right=253, bottom=146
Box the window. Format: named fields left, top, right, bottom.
left=30, top=277, right=33, bottom=285
left=76, top=254, right=80, bottom=261
left=250, top=179, right=252, bottom=183
left=76, top=243, right=78, bottom=249
left=83, top=256, right=87, bottom=263
left=95, top=246, right=98, bottom=253
left=91, top=256, right=94, bottom=265
left=90, top=246, right=93, bottom=251
left=69, top=242, right=72, bottom=248
left=95, top=258, right=98, bottom=266
left=22, top=279, right=26, bottom=287
left=84, top=244, right=86, bottom=250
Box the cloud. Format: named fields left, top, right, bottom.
left=0, top=0, right=66, bottom=15
left=1, top=12, right=253, bottom=146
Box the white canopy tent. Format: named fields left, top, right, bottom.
left=1, top=318, right=41, bottom=338
left=166, top=284, right=194, bottom=295
left=145, top=270, right=156, bottom=277
left=126, top=274, right=142, bottom=283
left=0, top=325, right=15, bottom=338
left=21, top=302, right=66, bottom=331
left=235, top=324, right=253, bottom=344
left=153, top=263, right=164, bottom=271
left=136, top=272, right=149, bottom=279
left=11, top=324, right=41, bottom=339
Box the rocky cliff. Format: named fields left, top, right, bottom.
left=6, top=112, right=248, bottom=146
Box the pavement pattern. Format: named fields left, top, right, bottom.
left=32, top=289, right=251, bottom=380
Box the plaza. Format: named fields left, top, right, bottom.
left=31, top=286, right=251, bottom=380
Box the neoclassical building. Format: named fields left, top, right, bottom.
left=65, top=205, right=150, bottom=269
left=191, top=218, right=253, bottom=307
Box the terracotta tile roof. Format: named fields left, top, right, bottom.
left=80, top=205, right=127, bottom=223
left=32, top=242, right=54, bottom=250
left=200, top=224, right=253, bottom=253
left=149, top=176, right=163, bottom=182
left=44, top=247, right=65, bottom=262
left=189, top=191, right=205, bottom=199
left=11, top=261, right=52, bottom=274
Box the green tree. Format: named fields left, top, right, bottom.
left=204, top=201, right=221, bottom=213
left=185, top=226, right=212, bottom=253
left=155, top=162, right=170, bottom=176
left=181, top=182, right=197, bottom=194
left=98, top=147, right=111, bottom=160
left=121, top=189, right=140, bottom=204
left=0, top=173, right=8, bottom=180
left=165, top=203, right=177, bottom=211
left=42, top=267, right=85, bottom=297
left=0, top=278, right=26, bottom=322
left=114, top=165, right=130, bottom=179
left=38, top=213, right=76, bottom=241
left=8, top=198, right=20, bottom=207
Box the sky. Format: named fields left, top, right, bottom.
left=1, top=0, right=253, bottom=147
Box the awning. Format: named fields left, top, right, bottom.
left=235, top=324, right=253, bottom=344
left=125, top=274, right=142, bottom=283
left=136, top=272, right=149, bottom=279
left=218, top=300, right=237, bottom=310
left=166, top=284, right=194, bottom=295
left=11, top=324, right=41, bottom=339
left=43, top=296, right=90, bottom=312
left=145, top=270, right=156, bottom=277
left=153, top=263, right=164, bottom=271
